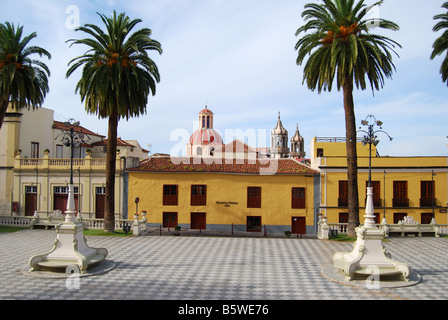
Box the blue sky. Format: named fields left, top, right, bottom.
left=3, top=0, right=448, bottom=157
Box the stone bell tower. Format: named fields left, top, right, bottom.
left=291, top=123, right=306, bottom=159
left=270, top=112, right=290, bottom=159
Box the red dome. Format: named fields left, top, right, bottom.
left=189, top=129, right=223, bottom=145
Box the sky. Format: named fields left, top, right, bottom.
left=2, top=0, right=448, bottom=157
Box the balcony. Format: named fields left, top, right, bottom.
left=420, top=197, right=437, bottom=208
left=14, top=153, right=122, bottom=172
left=338, top=198, right=348, bottom=207
left=393, top=198, right=409, bottom=208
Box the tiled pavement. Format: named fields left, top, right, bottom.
left=1, top=229, right=448, bottom=301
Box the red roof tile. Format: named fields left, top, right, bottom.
left=53, top=121, right=105, bottom=138
left=129, top=156, right=319, bottom=176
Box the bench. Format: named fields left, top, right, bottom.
left=382, top=218, right=439, bottom=238
left=30, top=211, right=65, bottom=230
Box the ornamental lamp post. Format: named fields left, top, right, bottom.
left=332, top=115, right=412, bottom=283
left=358, top=115, right=393, bottom=228
left=56, top=119, right=89, bottom=222
left=29, top=118, right=109, bottom=274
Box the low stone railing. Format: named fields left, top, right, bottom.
left=0, top=212, right=148, bottom=237
left=317, top=215, right=448, bottom=240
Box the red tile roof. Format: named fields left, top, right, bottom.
left=92, top=138, right=136, bottom=147
left=129, top=156, right=318, bottom=176
left=53, top=121, right=105, bottom=138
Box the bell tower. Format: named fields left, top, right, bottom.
left=270, top=112, right=289, bottom=159
left=291, top=123, right=306, bottom=159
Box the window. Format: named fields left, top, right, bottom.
left=393, top=181, right=408, bottom=207
left=31, top=142, right=39, bottom=158
left=54, top=186, right=78, bottom=194
left=191, top=185, right=207, bottom=206
left=25, top=186, right=37, bottom=194
left=96, top=187, right=106, bottom=194
left=338, top=181, right=348, bottom=207
left=247, top=216, right=262, bottom=232
left=421, top=212, right=433, bottom=224
left=420, top=181, right=435, bottom=207
left=163, top=185, right=178, bottom=206
left=317, top=148, right=324, bottom=157
left=393, top=212, right=407, bottom=224
left=292, top=187, right=306, bottom=209
left=56, top=144, right=63, bottom=159
left=247, top=187, right=261, bottom=208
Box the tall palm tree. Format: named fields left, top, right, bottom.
left=0, top=22, right=51, bottom=130
left=66, top=11, right=162, bottom=232
left=295, top=0, right=400, bottom=236
left=431, top=2, right=448, bottom=85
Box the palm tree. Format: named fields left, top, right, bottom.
left=295, top=0, right=400, bottom=236
left=66, top=11, right=162, bottom=232
left=0, top=22, right=51, bottom=130
left=431, top=2, right=448, bottom=85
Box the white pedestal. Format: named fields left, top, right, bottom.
left=29, top=185, right=108, bottom=273
left=333, top=187, right=411, bottom=282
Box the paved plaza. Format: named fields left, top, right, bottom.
left=1, top=229, right=448, bottom=301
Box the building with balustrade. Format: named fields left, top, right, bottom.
left=0, top=104, right=149, bottom=219
left=310, top=137, right=448, bottom=228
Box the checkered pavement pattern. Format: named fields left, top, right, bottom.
left=1, top=229, right=447, bottom=300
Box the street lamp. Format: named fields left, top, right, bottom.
left=357, top=115, right=393, bottom=228
left=333, top=115, right=411, bottom=283
left=55, top=119, right=90, bottom=221
left=29, top=119, right=108, bottom=274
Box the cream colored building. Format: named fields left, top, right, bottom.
left=0, top=104, right=149, bottom=218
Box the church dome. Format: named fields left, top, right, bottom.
left=189, top=128, right=223, bottom=145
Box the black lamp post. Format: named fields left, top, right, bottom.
left=357, top=115, right=393, bottom=226
left=358, top=115, right=393, bottom=189
left=55, top=119, right=89, bottom=219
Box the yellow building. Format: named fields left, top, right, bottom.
left=311, top=137, right=448, bottom=226
left=127, top=156, right=319, bottom=234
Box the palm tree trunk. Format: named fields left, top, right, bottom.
left=343, top=77, right=360, bottom=237
left=0, top=99, right=10, bottom=131
left=104, top=107, right=119, bottom=232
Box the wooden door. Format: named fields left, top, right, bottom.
left=163, top=212, right=178, bottom=228
left=54, top=194, right=78, bottom=213
left=292, top=217, right=306, bottom=235
left=25, top=193, right=37, bottom=216
left=393, top=181, right=408, bottom=207
left=338, top=181, right=348, bottom=207
left=191, top=212, right=206, bottom=230
left=95, top=194, right=105, bottom=219
left=366, top=181, right=381, bottom=207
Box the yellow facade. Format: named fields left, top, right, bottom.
left=127, top=157, right=318, bottom=234
left=311, top=137, right=448, bottom=225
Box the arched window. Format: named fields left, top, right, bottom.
left=196, top=147, right=202, bottom=156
